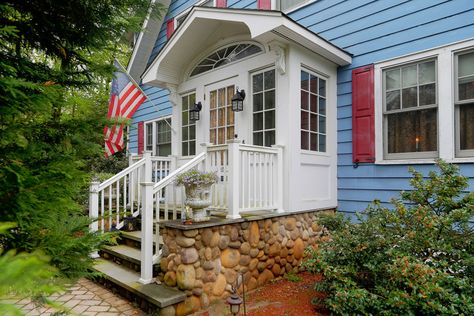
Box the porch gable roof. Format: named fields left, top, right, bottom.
left=141, top=7, right=352, bottom=88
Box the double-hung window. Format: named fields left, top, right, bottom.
left=455, top=50, right=474, bottom=157
left=383, top=60, right=437, bottom=159
left=144, top=117, right=172, bottom=156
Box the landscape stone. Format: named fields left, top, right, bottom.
left=240, top=242, right=250, bottom=255
left=176, top=264, right=195, bottom=290
left=249, top=258, right=259, bottom=271
left=210, top=232, right=220, bottom=247
left=257, top=269, right=274, bottom=286
left=249, top=222, right=260, bottom=247
left=212, top=274, right=227, bottom=296
left=294, top=238, right=305, bottom=259
left=224, top=268, right=237, bottom=284
left=218, top=235, right=230, bottom=250
left=164, top=271, right=176, bottom=287
left=181, top=247, right=199, bottom=264
left=204, top=247, right=212, bottom=260
left=176, top=236, right=195, bottom=248
left=229, top=226, right=239, bottom=241
left=183, top=229, right=199, bottom=238
left=249, top=248, right=259, bottom=258
left=221, top=248, right=240, bottom=268
left=159, top=306, right=175, bottom=316
left=272, top=263, right=281, bottom=276
left=247, top=277, right=258, bottom=291
left=239, top=255, right=250, bottom=266
left=229, top=241, right=241, bottom=249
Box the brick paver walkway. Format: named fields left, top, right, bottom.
left=8, top=278, right=145, bottom=316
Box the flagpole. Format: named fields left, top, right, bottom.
left=115, top=59, right=176, bottom=133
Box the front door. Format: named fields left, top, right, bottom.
left=206, top=79, right=236, bottom=145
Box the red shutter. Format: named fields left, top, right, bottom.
left=258, top=0, right=272, bottom=9
left=166, top=19, right=174, bottom=39
left=137, top=121, right=144, bottom=155
left=216, top=0, right=227, bottom=7
left=352, top=65, right=375, bottom=164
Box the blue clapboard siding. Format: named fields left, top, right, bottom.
left=130, top=0, right=258, bottom=153
left=288, top=0, right=474, bottom=213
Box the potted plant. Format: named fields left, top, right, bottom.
left=175, top=169, right=217, bottom=222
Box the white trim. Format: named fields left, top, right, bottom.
left=374, top=38, right=474, bottom=164
left=143, top=115, right=173, bottom=156
left=275, top=0, right=318, bottom=13
left=174, top=0, right=218, bottom=30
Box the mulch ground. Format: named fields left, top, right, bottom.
left=196, top=272, right=328, bottom=316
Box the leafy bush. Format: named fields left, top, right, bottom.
left=303, top=160, right=474, bottom=315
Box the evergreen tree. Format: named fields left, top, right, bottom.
left=0, top=0, right=161, bottom=283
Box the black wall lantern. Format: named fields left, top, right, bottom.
left=231, top=89, right=245, bottom=112
left=189, top=101, right=202, bottom=122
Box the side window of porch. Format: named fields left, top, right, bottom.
left=252, top=69, right=276, bottom=147
left=182, top=93, right=196, bottom=156
left=455, top=50, right=474, bottom=157
left=144, top=118, right=172, bottom=156
left=382, top=60, right=437, bottom=159
left=300, top=69, right=326, bottom=152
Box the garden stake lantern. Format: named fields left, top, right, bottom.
left=226, top=288, right=243, bottom=316
left=189, top=101, right=202, bottom=121
left=231, top=89, right=245, bottom=112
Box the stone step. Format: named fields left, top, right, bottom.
left=120, top=230, right=163, bottom=249
left=100, top=244, right=161, bottom=275
left=93, top=258, right=186, bottom=310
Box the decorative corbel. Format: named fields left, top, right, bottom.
left=166, top=83, right=179, bottom=106
left=269, top=42, right=286, bottom=75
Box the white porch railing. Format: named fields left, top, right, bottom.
left=89, top=142, right=284, bottom=284
left=139, top=152, right=207, bottom=284
left=89, top=152, right=173, bottom=233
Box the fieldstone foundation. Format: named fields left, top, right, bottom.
left=157, top=209, right=332, bottom=316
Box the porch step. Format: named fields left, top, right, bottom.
left=101, top=244, right=141, bottom=265
left=93, top=258, right=186, bottom=309
left=120, top=230, right=163, bottom=249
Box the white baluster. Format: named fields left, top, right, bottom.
left=89, top=181, right=100, bottom=258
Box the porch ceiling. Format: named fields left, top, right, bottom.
left=142, top=7, right=352, bottom=88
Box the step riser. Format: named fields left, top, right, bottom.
left=99, top=250, right=160, bottom=276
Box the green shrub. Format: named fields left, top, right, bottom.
left=303, top=160, right=474, bottom=315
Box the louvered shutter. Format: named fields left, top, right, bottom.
left=137, top=121, right=144, bottom=155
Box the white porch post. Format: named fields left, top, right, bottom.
left=139, top=181, right=154, bottom=284
left=227, top=140, right=241, bottom=219
left=272, top=145, right=285, bottom=213
left=89, top=181, right=100, bottom=258
left=142, top=151, right=152, bottom=182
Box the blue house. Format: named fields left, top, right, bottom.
left=90, top=1, right=474, bottom=313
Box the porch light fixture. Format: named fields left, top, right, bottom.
left=189, top=101, right=202, bottom=122
left=226, top=288, right=243, bottom=315
left=231, top=89, right=245, bottom=112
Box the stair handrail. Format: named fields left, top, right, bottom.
left=97, top=157, right=147, bottom=191
left=152, top=151, right=207, bottom=194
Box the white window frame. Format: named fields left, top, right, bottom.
left=271, top=0, right=317, bottom=13
left=300, top=67, right=327, bottom=153
left=374, top=38, right=474, bottom=164
left=144, top=115, right=172, bottom=156
left=181, top=91, right=197, bottom=157
left=251, top=67, right=277, bottom=147
left=454, top=49, right=474, bottom=158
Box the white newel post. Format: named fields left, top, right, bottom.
left=142, top=151, right=152, bottom=183
left=139, top=181, right=154, bottom=284
left=227, top=140, right=241, bottom=219
left=272, top=145, right=285, bottom=213
left=89, top=181, right=100, bottom=258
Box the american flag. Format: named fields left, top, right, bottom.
left=104, top=61, right=146, bottom=157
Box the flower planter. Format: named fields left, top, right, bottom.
left=184, top=185, right=212, bottom=222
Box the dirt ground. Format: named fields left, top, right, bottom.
left=195, top=272, right=328, bottom=316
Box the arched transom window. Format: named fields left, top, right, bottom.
left=190, top=43, right=263, bottom=77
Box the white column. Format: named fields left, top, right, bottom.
left=272, top=145, right=285, bottom=213
left=89, top=181, right=100, bottom=258
left=142, top=151, right=152, bottom=183
left=227, top=140, right=241, bottom=219
left=139, top=181, right=154, bottom=284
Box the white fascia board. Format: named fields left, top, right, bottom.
left=142, top=7, right=351, bottom=87
left=128, top=0, right=171, bottom=82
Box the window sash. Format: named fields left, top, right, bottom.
left=300, top=69, right=327, bottom=152
left=252, top=69, right=276, bottom=147
left=182, top=93, right=196, bottom=156
left=455, top=50, right=474, bottom=157
left=382, top=59, right=438, bottom=159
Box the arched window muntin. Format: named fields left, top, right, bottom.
left=190, top=42, right=264, bottom=77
